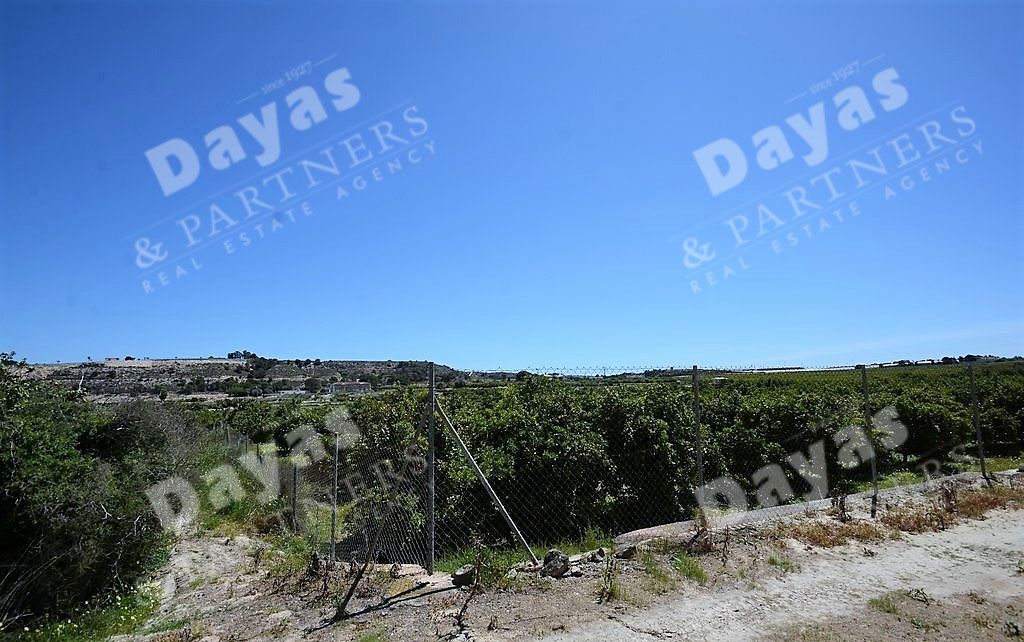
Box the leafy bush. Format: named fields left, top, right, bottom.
left=0, top=361, right=191, bottom=630
left=345, top=364, right=1024, bottom=551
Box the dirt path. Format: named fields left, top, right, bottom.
left=542, top=508, right=1024, bottom=641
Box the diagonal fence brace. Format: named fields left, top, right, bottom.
left=434, top=397, right=540, bottom=566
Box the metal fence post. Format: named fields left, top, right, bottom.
left=292, top=461, right=299, bottom=531
left=331, top=432, right=339, bottom=563
left=427, top=362, right=436, bottom=575
left=692, top=365, right=705, bottom=490
left=968, top=364, right=993, bottom=487
left=858, top=365, right=879, bottom=518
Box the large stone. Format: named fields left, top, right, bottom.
left=541, top=549, right=570, bottom=578
left=572, top=547, right=607, bottom=564
left=452, top=564, right=476, bottom=587
left=615, top=540, right=653, bottom=560
left=614, top=544, right=638, bottom=560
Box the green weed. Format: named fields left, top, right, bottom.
left=5, top=588, right=158, bottom=642
left=767, top=554, right=799, bottom=573
left=598, top=556, right=622, bottom=603
left=639, top=549, right=670, bottom=585
left=266, top=533, right=315, bottom=576
left=670, top=553, right=707, bottom=585
left=868, top=593, right=899, bottom=614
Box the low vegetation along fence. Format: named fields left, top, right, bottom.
left=286, top=361, right=1023, bottom=575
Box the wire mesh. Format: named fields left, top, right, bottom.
left=224, top=360, right=1022, bottom=578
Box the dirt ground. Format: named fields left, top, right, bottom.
left=544, top=507, right=1024, bottom=641
left=776, top=590, right=1023, bottom=641
left=118, top=473, right=1024, bottom=642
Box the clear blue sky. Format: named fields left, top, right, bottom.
left=1, top=0, right=1021, bottom=370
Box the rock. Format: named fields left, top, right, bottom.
left=267, top=610, right=292, bottom=624
left=614, top=544, right=638, bottom=560
left=504, top=569, right=518, bottom=580
left=568, top=564, right=583, bottom=577
left=572, top=547, right=607, bottom=564
left=1017, top=463, right=1024, bottom=472
left=541, top=549, right=570, bottom=578
left=615, top=540, right=653, bottom=559
left=452, top=564, right=476, bottom=587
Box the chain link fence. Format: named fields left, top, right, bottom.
left=281, top=360, right=1021, bottom=580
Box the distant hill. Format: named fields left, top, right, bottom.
left=22, top=356, right=464, bottom=402
left=19, top=353, right=1021, bottom=402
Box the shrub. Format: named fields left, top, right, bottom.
left=0, top=361, right=193, bottom=629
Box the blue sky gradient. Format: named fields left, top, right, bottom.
left=1, top=0, right=1021, bottom=369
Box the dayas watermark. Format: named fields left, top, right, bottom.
left=145, top=408, right=423, bottom=535
left=683, top=57, right=983, bottom=294
left=128, top=57, right=437, bottom=294
left=693, top=405, right=908, bottom=518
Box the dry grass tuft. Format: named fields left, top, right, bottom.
left=773, top=483, right=1024, bottom=550
left=956, top=485, right=1024, bottom=519
left=773, top=519, right=891, bottom=548
left=880, top=505, right=950, bottom=533
left=880, top=484, right=1024, bottom=533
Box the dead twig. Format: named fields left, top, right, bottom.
left=449, top=540, right=485, bottom=639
